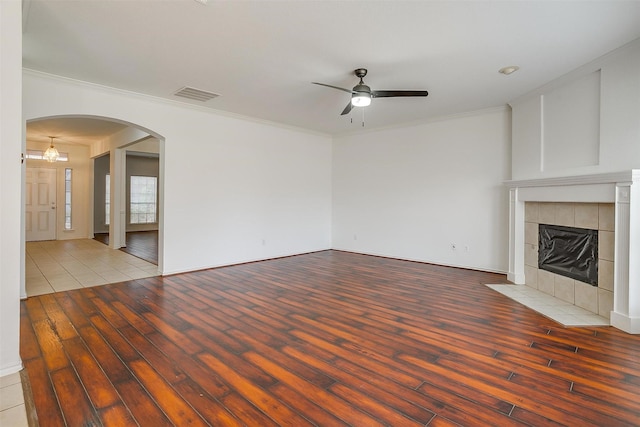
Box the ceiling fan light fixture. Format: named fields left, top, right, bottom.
left=351, top=92, right=371, bottom=107
left=43, top=137, right=60, bottom=162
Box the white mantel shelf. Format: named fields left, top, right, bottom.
left=506, top=170, right=640, bottom=334
left=505, top=170, right=640, bottom=189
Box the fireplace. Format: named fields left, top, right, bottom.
left=506, top=170, right=640, bottom=334
left=523, top=202, right=612, bottom=315
left=538, top=224, right=598, bottom=286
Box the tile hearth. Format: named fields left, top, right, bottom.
left=487, top=284, right=609, bottom=327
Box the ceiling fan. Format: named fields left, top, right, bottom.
left=312, top=68, right=428, bottom=115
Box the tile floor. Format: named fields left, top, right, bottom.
left=487, top=283, right=610, bottom=327
left=26, top=239, right=159, bottom=297
left=0, top=372, right=28, bottom=427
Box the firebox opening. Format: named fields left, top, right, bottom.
left=538, top=224, right=598, bottom=286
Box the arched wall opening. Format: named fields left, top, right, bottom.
left=23, top=115, right=165, bottom=297
left=23, top=69, right=333, bottom=280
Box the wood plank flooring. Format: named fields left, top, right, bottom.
left=94, top=231, right=158, bottom=265
left=20, top=250, right=640, bottom=426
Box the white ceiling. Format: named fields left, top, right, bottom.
left=26, top=117, right=128, bottom=146
left=22, top=0, right=640, bottom=139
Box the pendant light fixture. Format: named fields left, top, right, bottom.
left=43, top=136, right=60, bottom=162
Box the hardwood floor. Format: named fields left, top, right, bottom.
left=20, top=250, right=640, bottom=426
left=94, top=231, right=158, bottom=265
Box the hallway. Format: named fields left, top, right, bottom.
left=26, top=239, right=158, bottom=297
left=93, top=231, right=158, bottom=265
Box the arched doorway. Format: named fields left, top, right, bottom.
left=23, top=115, right=164, bottom=297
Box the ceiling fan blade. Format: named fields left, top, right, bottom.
left=371, top=90, right=428, bottom=98
left=312, top=82, right=355, bottom=94
left=340, top=101, right=354, bottom=116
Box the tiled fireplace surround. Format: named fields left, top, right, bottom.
left=506, top=170, right=640, bottom=334
left=523, top=202, right=614, bottom=318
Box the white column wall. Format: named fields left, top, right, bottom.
left=0, top=0, right=24, bottom=376
left=610, top=179, right=640, bottom=333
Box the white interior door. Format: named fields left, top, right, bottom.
left=26, top=168, right=57, bottom=241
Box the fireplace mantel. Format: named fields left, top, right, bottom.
left=505, top=170, right=640, bottom=334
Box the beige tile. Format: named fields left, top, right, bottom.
left=525, top=222, right=538, bottom=246
left=599, top=203, right=615, bottom=232
left=130, top=258, right=156, bottom=268
left=51, top=279, right=83, bottom=292
left=598, top=259, right=614, bottom=291
left=555, top=203, right=575, bottom=227
left=538, top=269, right=555, bottom=295
left=599, top=231, right=615, bottom=262
left=574, top=281, right=598, bottom=314
left=98, top=272, right=131, bottom=283
left=598, top=289, right=614, bottom=319
left=27, top=282, right=56, bottom=297
left=36, top=262, right=66, bottom=275
left=75, top=274, right=109, bottom=287
left=525, top=202, right=539, bottom=223
left=0, top=373, right=21, bottom=388
left=524, top=243, right=538, bottom=267
left=44, top=272, right=75, bottom=283
left=524, top=265, right=538, bottom=289
left=87, top=263, right=116, bottom=273
left=26, top=238, right=158, bottom=296
left=0, top=383, right=24, bottom=411
left=125, top=269, right=156, bottom=280
left=574, top=203, right=599, bottom=229
left=25, top=275, right=48, bottom=287
left=0, top=403, right=28, bottom=427
left=25, top=265, right=44, bottom=279
left=554, top=275, right=575, bottom=304
left=538, top=202, right=556, bottom=224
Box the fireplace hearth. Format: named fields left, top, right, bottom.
left=506, top=170, right=640, bottom=334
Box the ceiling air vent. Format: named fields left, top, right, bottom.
left=174, top=86, right=220, bottom=102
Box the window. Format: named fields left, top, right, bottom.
left=64, top=168, right=72, bottom=229
left=130, top=176, right=157, bottom=224
left=105, top=174, right=110, bottom=226
left=26, top=149, right=69, bottom=161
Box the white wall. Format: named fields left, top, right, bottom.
left=511, top=39, right=640, bottom=180
left=23, top=71, right=333, bottom=275
left=0, top=0, right=23, bottom=376
left=332, top=108, right=512, bottom=273
left=26, top=141, right=93, bottom=240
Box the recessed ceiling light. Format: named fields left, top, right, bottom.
left=499, top=66, right=520, bottom=75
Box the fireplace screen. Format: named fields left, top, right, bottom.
left=538, top=224, right=598, bottom=286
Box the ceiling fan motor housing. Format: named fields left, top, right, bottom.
left=352, top=68, right=372, bottom=106
left=353, top=83, right=371, bottom=94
